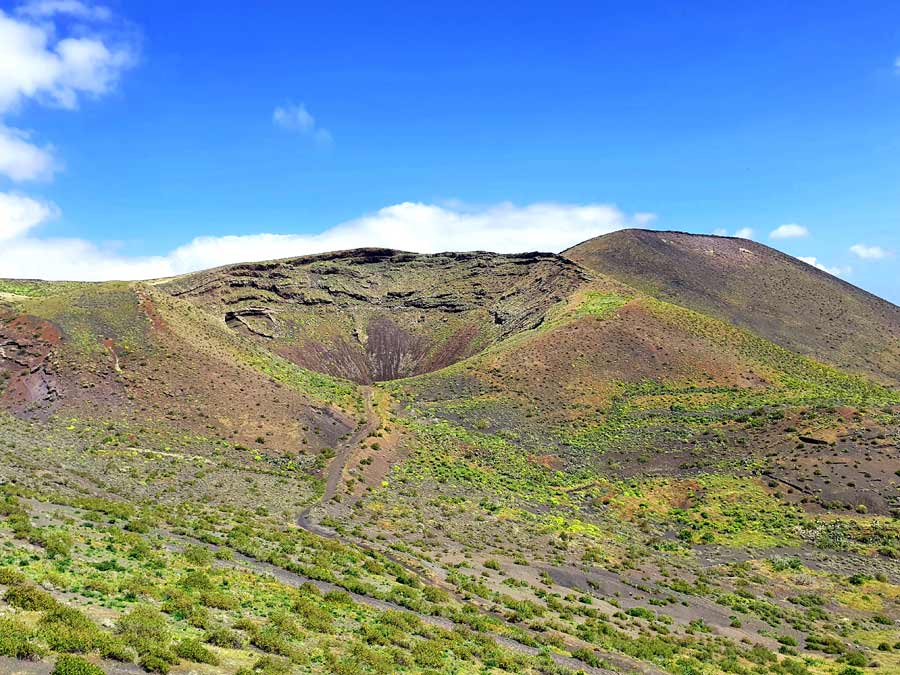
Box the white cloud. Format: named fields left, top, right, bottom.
left=769, top=223, right=809, bottom=239
left=273, top=102, right=332, bottom=145
left=0, top=200, right=655, bottom=281
left=0, top=124, right=57, bottom=181
left=849, top=243, right=890, bottom=260
left=895, top=56, right=900, bottom=73
left=17, top=1, right=112, bottom=21
left=0, top=3, right=134, bottom=184
left=0, top=6, right=134, bottom=113
left=0, top=191, right=58, bottom=241
left=712, top=227, right=754, bottom=239
left=797, top=256, right=850, bottom=277
left=273, top=104, right=314, bottom=133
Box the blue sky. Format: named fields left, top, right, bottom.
left=0, top=0, right=898, bottom=302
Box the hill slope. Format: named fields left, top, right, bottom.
left=564, top=229, right=900, bottom=385
left=1, top=237, right=899, bottom=675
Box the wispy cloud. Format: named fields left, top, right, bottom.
left=769, top=223, right=809, bottom=239
left=16, top=0, right=112, bottom=21
left=272, top=102, right=332, bottom=145
left=797, top=256, right=850, bottom=277
left=0, top=201, right=654, bottom=280
left=849, top=243, right=890, bottom=260
left=0, top=124, right=58, bottom=181
left=0, top=192, right=59, bottom=241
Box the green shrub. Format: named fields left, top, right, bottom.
left=411, top=638, right=445, bottom=668
left=626, top=606, right=656, bottom=621
left=805, top=634, right=845, bottom=655
left=841, top=652, right=868, bottom=667
left=323, top=589, right=352, bottom=605
left=268, top=613, right=303, bottom=640
left=4, top=583, right=58, bottom=611
left=186, top=605, right=211, bottom=629
left=250, top=628, right=295, bottom=658
left=95, top=634, right=132, bottom=663
left=51, top=655, right=106, bottom=675
left=178, top=570, right=213, bottom=591
left=174, top=638, right=219, bottom=665
left=292, top=597, right=334, bottom=633
left=200, top=589, right=238, bottom=610
left=236, top=655, right=292, bottom=675
left=116, top=605, right=174, bottom=667
left=36, top=529, right=74, bottom=558
left=204, top=627, right=245, bottom=649
left=774, top=657, right=810, bottom=675
left=0, top=566, right=27, bottom=585
left=139, top=653, right=171, bottom=674
left=39, top=605, right=104, bottom=652
left=125, top=517, right=152, bottom=534
left=161, top=589, right=193, bottom=619
left=0, top=617, right=44, bottom=659
left=422, top=585, right=449, bottom=604
left=116, top=605, right=169, bottom=649
left=232, top=617, right=257, bottom=632
left=572, top=647, right=605, bottom=667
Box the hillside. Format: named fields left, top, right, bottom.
left=564, top=229, right=900, bottom=385
left=1, top=236, right=899, bottom=675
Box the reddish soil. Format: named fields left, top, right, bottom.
left=0, top=312, right=62, bottom=415
left=566, top=229, right=900, bottom=385
left=475, top=299, right=771, bottom=424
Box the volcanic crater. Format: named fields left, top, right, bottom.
left=158, top=247, right=589, bottom=383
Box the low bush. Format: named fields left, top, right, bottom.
left=139, top=653, right=171, bottom=674
left=39, top=605, right=104, bottom=652
left=0, top=566, right=27, bottom=585
left=174, top=638, right=219, bottom=665
left=236, top=655, right=292, bottom=675
left=116, top=605, right=175, bottom=670
left=116, top=605, right=170, bottom=651
left=4, top=583, right=58, bottom=611
left=0, top=617, right=44, bottom=659
left=51, top=655, right=106, bottom=675
left=204, top=627, right=245, bottom=649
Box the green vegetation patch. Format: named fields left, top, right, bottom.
left=574, top=291, right=630, bottom=319
left=0, top=280, right=87, bottom=298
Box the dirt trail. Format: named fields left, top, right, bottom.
left=288, top=391, right=648, bottom=675
left=306, top=386, right=379, bottom=511
left=327, top=387, right=379, bottom=500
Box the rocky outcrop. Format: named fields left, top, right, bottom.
left=224, top=308, right=277, bottom=338
left=0, top=313, right=62, bottom=414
